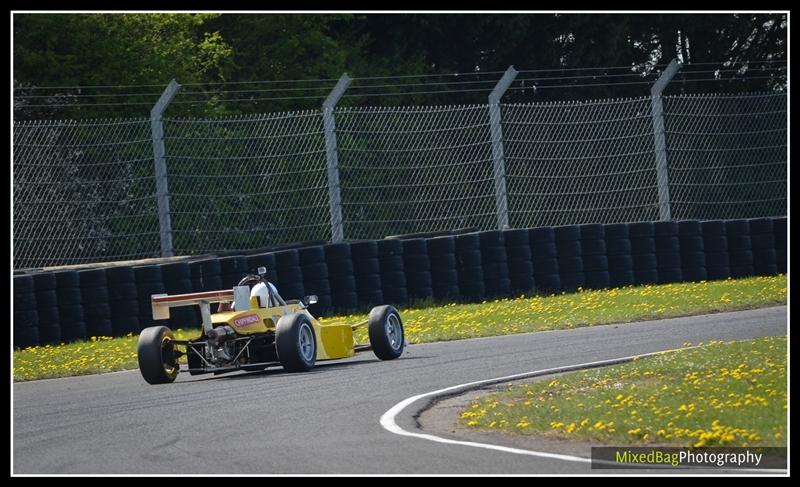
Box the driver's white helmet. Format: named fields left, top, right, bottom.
left=250, top=281, right=279, bottom=308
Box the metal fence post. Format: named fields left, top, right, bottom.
left=323, top=74, right=352, bottom=243
left=650, top=59, right=681, bottom=221
left=150, top=79, right=181, bottom=258
left=488, top=66, right=518, bottom=230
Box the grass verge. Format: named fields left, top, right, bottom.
left=460, top=336, right=787, bottom=447
left=13, top=275, right=786, bottom=382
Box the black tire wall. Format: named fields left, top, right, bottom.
left=15, top=218, right=784, bottom=345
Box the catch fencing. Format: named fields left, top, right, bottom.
left=13, top=75, right=787, bottom=269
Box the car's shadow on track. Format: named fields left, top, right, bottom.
left=180, top=355, right=428, bottom=383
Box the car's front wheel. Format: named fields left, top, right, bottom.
left=137, top=326, right=179, bottom=384
left=368, top=305, right=405, bottom=360
left=276, top=313, right=316, bottom=372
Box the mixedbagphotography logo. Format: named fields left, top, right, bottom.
left=591, top=447, right=787, bottom=469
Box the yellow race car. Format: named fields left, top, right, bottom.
left=137, top=267, right=404, bottom=384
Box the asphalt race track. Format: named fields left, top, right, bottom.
left=13, top=306, right=787, bottom=474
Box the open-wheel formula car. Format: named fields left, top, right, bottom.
left=137, top=267, right=405, bottom=384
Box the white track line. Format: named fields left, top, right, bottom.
left=380, top=348, right=787, bottom=473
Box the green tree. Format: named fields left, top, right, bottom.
left=14, top=13, right=786, bottom=115
left=14, top=13, right=234, bottom=120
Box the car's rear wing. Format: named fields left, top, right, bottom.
left=151, top=287, right=251, bottom=333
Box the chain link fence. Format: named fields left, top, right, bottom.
left=13, top=118, right=160, bottom=269
left=503, top=96, right=660, bottom=227
left=664, top=92, right=787, bottom=220
left=163, top=111, right=330, bottom=255
left=336, top=105, right=496, bottom=239
left=13, top=92, right=787, bottom=270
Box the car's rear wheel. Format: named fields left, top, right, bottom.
left=276, top=313, right=316, bottom=372
left=368, top=305, right=404, bottom=360
left=137, top=326, right=179, bottom=384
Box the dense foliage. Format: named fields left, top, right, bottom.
left=13, top=13, right=787, bottom=119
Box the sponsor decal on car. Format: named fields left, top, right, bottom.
left=233, top=314, right=260, bottom=328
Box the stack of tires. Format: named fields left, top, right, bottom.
left=13, top=274, right=39, bottom=348
left=106, top=266, right=140, bottom=336
left=32, top=272, right=60, bottom=345
left=378, top=239, right=408, bottom=307
left=55, top=270, right=86, bottom=341
left=187, top=260, right=207, bottom=332
left=219, top=255, right=249, bottom=288
left=402, top=239, right=433, bottom=302
left=189, top=261, right=203, bottom=294
left=198, top=257, right=223, bottom=291
left=135, top=265, right=166, bottom=329
left=480, top=231, right=511, bottom=299
left=530, top=227, right=560, bottom=294
left=605, top=223, right=634, bottom=288
left=677, top=221, right=707, bottom=282
left=629, top=222, right=659, bottom=285
left=749, top=218, right=777, bottom=276
left=774, top=217, right=787, bottom=274
left=427, top=236, right=460, bottom=301
left=297, top=246, right=333, bottom=315
left=160, top=262, right=197, bottom=329
left=351, top=241, right=384, bottom=307
left=726, top=220, right=755, bottom=278
left=554, top=225, right=584, bottom=292
left=455, top=233, right=485, bottom=302
left=503, top=229, right=535, bottom=295
left=79, top=268, right=113, bottom=338
left=274, top=250, right=305, bottom=301
left=654, top=221, right=683, bottom=284
left=580, top=224, right=610, bottom=290
left=701, top=220, right=730, bottom=281
left=325, top=243, right=358, bottom=311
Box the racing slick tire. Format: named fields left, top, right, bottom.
left=276, top=313, right=317, bottom=372
left=368, top=305, right=405, bottom=360
left=137, top=326, right=179, bottom=384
